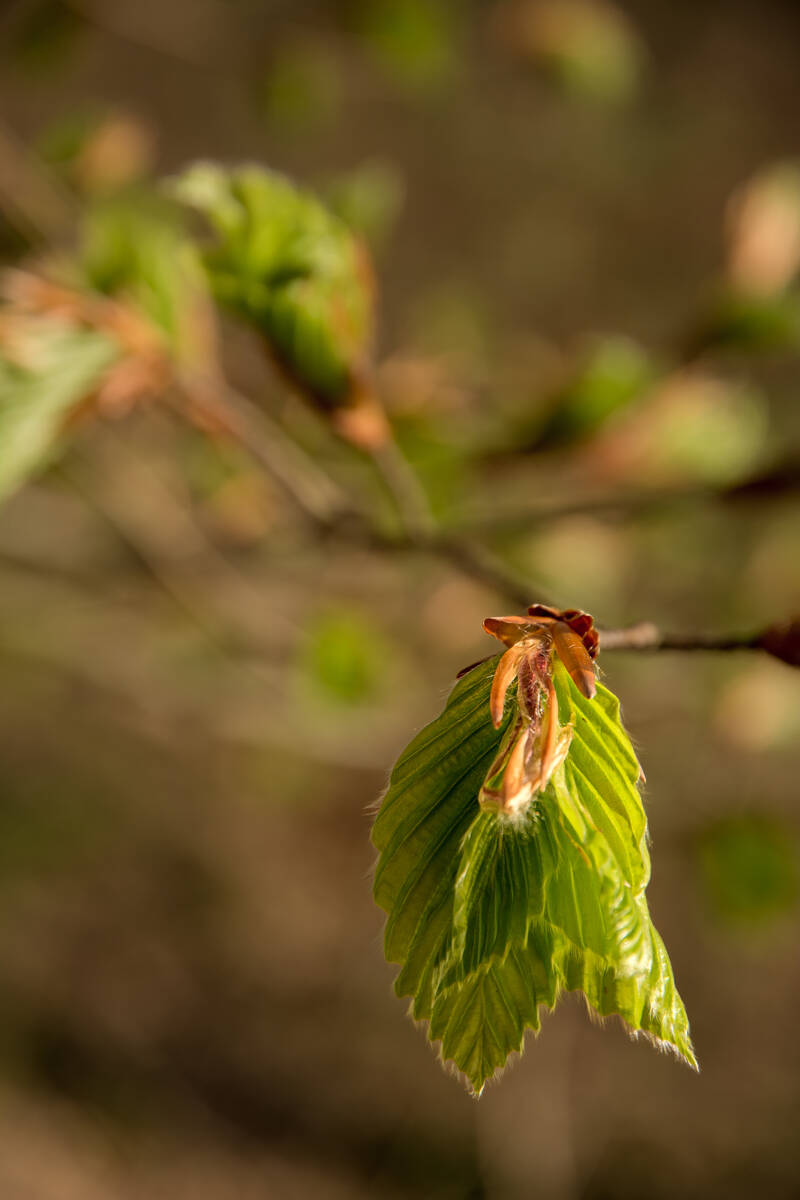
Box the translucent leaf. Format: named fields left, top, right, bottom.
left=0, top=319, right=118, bottom=502
left=172, top=163, right=375, bottom=411
left=372, top=656, right=696, bottom=1094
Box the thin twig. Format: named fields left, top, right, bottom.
left=368, top=438, right=436, bottom=541
left=0, top=122, right=77, bottom=246
left=450, top=458, right=800, bottom=535
left=3, top=119, right=792, bottom=673
left=179, top=383, right=800, bottom=661
left=417, top=534, right=543, bottom=610
left=177, top=380, right=553, bottom=605
left=169, top=383, right=359, bottom=531
left=596, top=621, right=800, bottom=664
left=64, top=0, right=227, bottom=65
left=61, top=433, right=301, bottom=652
left=597, top=622, right=762, bottom=652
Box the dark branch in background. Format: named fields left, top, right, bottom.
left=368, top=437, right=436, bottom=541
left=0, top=122, right=794, bottom=671
left=175, top=381, right=550, bottom=609
left=598, top=623, right=760, bottom=652
left=452, top=458, right=800, bottom=534
left=598, top=618, right=800, bottom=669
left=367, top=528, right=542, bottom=611
left=190, top=382, right=799, bottom=668
left=175, top=384, right=359, bottom=529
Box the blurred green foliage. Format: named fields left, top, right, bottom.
left=78, top=195, right=210, bottom=364
left=36, top=108, right=102, bottom=171
left=0, top=320, right=118, bottom=502
left=504, top=0, right=645, bottom=103
left=691, top=289, right=800, bottom=356
left=173, top=163, right=375, bottom=409
left=393, top=416, right=468, bottom=518
left=259, top=40, right=344, bottom=133
left=535, top=336, right=655, bottom=448
left=6, top=0, right=83, bottom=73
left=325, top=160, right=406, bottom=252
left=644, top=378, right=768, bottom=486
left=697, top=815, right=799, bottom=929
left=302, top=610, right=389, bottom=704
left=0, top=2, right=797, bottom=1181
left=352, top=0, right=460, bottom=91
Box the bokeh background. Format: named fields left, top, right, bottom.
left=0, top=1, right=799, bottom=1196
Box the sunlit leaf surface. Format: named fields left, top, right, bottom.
left=372, top=656, right=696, bottom=1093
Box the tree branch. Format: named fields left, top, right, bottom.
left=177, top=379, right=553, bottom=607
left=598, top=623, right=761, bottom=652
left=598, top=618, right=800, bottom=669
left=168, top=383, right=360, bottom=531
left=452, top=458, right=800, bottom=535
left=179, top=382, right=800, bottom=666
left=367, top=436, right=435, bottom=542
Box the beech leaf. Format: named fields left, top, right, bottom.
left=172, top=162, right=376, bottom=411
left=372, top=655, right=696, bottom=1094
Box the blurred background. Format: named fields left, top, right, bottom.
left=0, top=0, right=799, bottom=1196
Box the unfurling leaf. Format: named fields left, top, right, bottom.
left=172, top=163, right=387, bottom=448
left=372, top=614, right=695, bottom=1094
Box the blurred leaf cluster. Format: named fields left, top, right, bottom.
left=173, top=162, right=384, bottom=444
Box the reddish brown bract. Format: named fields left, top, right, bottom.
left=527, top=604, right=599, bottom=661
left=483, top=605, right=599, bottom=703
left=476, top=605, right=599, bottom=817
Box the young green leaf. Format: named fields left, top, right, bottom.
left=171, top=163, right=377, bottom=420
left=0, top=319, right=118, bottom=502
left=78, top=194, right=215, bottom=370
left=372, top=655, right=696, bottom=1094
